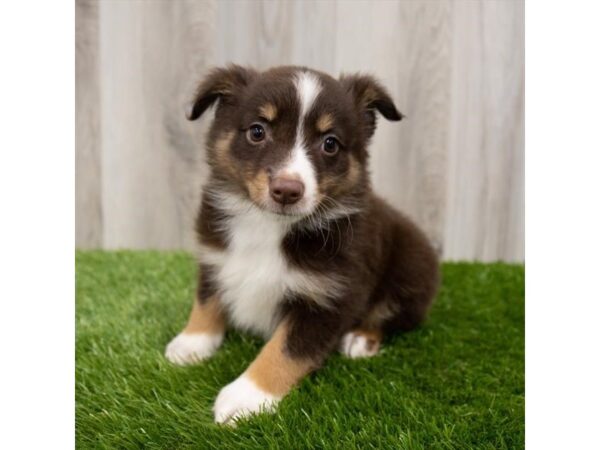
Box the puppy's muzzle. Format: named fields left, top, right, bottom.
left=269, top=177, right=305, bottom=205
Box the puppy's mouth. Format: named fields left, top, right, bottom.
left=258, top=199, right=314, bottom=218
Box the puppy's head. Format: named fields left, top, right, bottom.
left=188, top=65, right=402, bottom=218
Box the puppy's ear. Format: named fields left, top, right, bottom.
left=339, top=73, right=403, bottom=137
left=186, top=65, right=257, bottom=121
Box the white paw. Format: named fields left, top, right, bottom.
left=165, top=332, right=223, bottom=365
left=213, top=375, right=280, bottom=425
left=339, top=332, right=380, bottom=358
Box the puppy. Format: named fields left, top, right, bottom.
left=165, top=65, right=439, bottom=424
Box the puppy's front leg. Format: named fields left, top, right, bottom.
left=213, top=305, right=341, bottom=424
left=165, top=294, right=226, bottom=365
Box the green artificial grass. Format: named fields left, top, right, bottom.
left=76, top=251, right=524, bottom=449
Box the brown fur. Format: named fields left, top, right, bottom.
left=318, top=154, right=362, bottom=198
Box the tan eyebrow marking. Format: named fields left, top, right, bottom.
left=316, top=113, right=334, bottom=133
left=258, top=102, right=278, bottom=122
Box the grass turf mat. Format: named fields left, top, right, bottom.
left=76, top=251, right=524, bottom=449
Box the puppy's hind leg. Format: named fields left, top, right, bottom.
left=339, top=327, right=383, bottom=359
left=338, top=298, right=400, bottom=359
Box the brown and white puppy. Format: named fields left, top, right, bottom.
left=165, top=65, right=439, bottom=424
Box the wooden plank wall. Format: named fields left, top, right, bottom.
left=76, top=0, right=524, bottom=262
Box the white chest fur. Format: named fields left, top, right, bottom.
left=199, top=204, right=296, bottom=337
left=199, top=194, right=341, bottom=337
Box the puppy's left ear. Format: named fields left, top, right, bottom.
left=339, top=74, right=403, bottom=137
left=186, top=65, right=257, bottom=121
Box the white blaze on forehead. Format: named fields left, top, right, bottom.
left=295, top=71, right=321, bottom=116
left=279, top=71, right=321, bottom=210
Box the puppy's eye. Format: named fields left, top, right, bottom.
left=322, top=136, right=339, bottom=155
left=247, top=124, right=266, bottom=143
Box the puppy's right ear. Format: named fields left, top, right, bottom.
left=186, top=65, right=257, bottom=121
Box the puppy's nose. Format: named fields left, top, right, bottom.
left=269, top=177, right=305, bottom=205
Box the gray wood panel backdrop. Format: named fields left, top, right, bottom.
left=76, top=0, right=524, bottom=262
